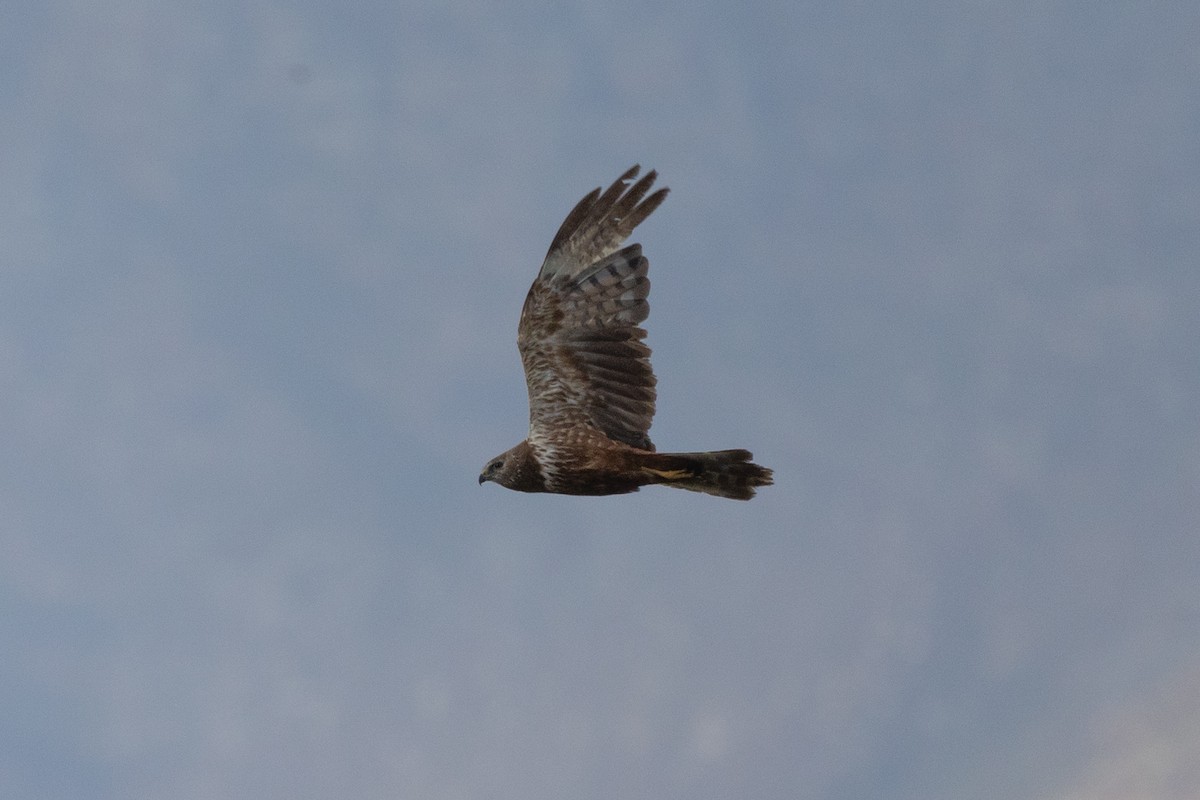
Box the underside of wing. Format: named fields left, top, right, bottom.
left=519, top=168, right=668, bottom=451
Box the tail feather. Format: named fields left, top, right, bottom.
left=641, top=449, right=773, bottom=500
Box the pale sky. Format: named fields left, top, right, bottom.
left=3, top=2, right=1198, bottom=798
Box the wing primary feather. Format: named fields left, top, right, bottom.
left=545, top=187, right=602, bottom=258
left=539, top=166, right=668, bottom=280
left=543, top=165, right=639, bottom=262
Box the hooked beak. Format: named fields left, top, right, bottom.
left=478, top=473, right=487, bottom=485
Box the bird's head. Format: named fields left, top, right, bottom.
left=478, top=454, right=507, bottom=485
left=478, top=441, right=542, bottom=492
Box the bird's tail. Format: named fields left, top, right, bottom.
left=639, top=449, right=773, bottom=500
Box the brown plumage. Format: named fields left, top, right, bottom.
left=479, top=166, right=773, bottom=500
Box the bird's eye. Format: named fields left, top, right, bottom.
left=489, top=460, right=502, bottom=474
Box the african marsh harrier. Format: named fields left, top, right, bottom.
left=479, top=166, right=773, bottom=500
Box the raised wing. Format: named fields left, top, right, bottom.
left=518, top=166, right=669, bottom=451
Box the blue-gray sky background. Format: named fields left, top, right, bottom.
left=3, top=2, right=1198, bottom=798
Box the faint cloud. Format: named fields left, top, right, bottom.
left=1044, top=666, right=1200, bottom=800
left=689, top=712, right=730, bottom=762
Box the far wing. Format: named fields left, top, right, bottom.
left=518, top=167, right=668, bottom=450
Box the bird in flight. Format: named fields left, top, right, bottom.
left=479, top=166, right=773, bottom=500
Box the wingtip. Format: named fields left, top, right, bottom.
left=539, top=164, right=667, bottom=278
